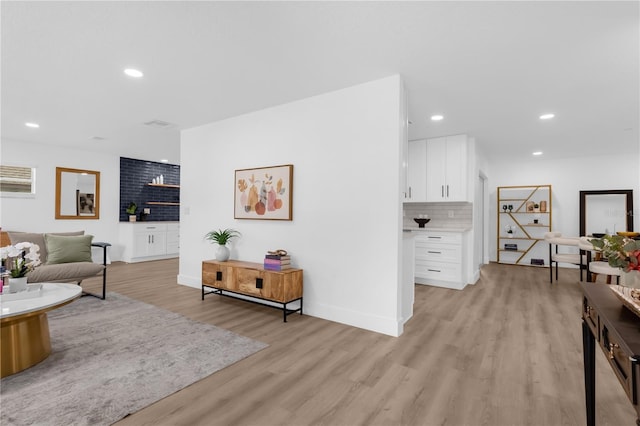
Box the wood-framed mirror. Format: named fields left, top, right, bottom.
left=579, top=189, right=633, bottom=236
left=55, top=167, right=100, bottom=219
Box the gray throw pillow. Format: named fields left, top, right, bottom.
left=45, top=234, right=94, bottom=265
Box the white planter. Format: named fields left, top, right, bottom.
left=621, top=270, right=640, bottom=289
left=8, top=277, right=28, bottom=293
left=215, top=245, right=230, bottom=261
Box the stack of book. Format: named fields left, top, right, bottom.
left=264, top=253, right=291, bottom=271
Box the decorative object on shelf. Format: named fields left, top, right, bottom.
left=0, top=242, right=41, bottom=293
left=540, top=200, right=547, bottom=212
left=234, top=164, right=293, bottom=220
left=531, top=258, right=545, bottom=266
left=504, top=243, right=518, bottom=251
left=505, top=225, right=514, bottom=238
left=526, top=201, right=534, bottom=212
left=502, top=204, right=507, bottom=212
left=533, top=203, right=540, bottom=213
left=508, top=204, right=513, bottom=212
left=533, top=219, right=539, bottom=224
left=205, top=228, right=241, bottom=261
left=264, top=249, right=291, bottom=271
left=126, top=202, right=138, bottom=222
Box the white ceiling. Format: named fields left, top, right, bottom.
left=2, top=1, right=638, bottom=165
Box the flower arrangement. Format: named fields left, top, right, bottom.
left=590, top=235, right=640, bottom=271
left=0, top=242, right=41, bottom=278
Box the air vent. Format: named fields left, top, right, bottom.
left=144, top=119, right=174, bottom=129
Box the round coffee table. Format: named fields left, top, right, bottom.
left=1, top=283, right=82, bottom=377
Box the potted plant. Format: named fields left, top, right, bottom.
left=533, top=203, right=540, bottom=213
left=126, top=202, right=138, bottom=222
left=205, top=228, right=241, bottom=261
left=0, top=242, right=41, bottom=292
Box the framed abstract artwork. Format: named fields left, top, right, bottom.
left=234, top=164, right=293, bottom=220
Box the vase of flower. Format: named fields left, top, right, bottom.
left=621, top=270, right=640, bottom=289
left=205, top=228, right=241, bottom=262
left=8, top=276, right=27, bottom=293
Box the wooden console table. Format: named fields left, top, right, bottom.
left=202, top=260, right=303, bottom=322
left=581, top=282, right=640, bottom=426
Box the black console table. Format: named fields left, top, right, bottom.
left=581, top=282, right=640, bottom=425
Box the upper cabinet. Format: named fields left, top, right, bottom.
left=407, top=139, right=428, bottom=202
left=405, top=134, right=470, bottom=203
left=425, top=134, right=469, bottom=202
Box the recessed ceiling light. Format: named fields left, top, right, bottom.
left=124, top=68, right=144, bottom=78
left=25, top=122, right=40, bottom=128
left=431, top=115, right=444, bottom=121
left=539, top=113, right=555, bottom=120
left=532, top=151, right=543, bottom=156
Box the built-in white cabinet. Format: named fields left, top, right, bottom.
left=120, top=222, right=179, bottom=263
left=425, top=134, right=469, bottom=202
left=407, top=139, right=427, bottom=202
left=414, top=230, right=470, bottom=290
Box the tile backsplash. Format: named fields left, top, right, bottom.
left=120, top=157, right=181, bottom=222
left=403, top=202, right=472, bottom=228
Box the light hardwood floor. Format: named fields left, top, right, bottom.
left=77, top=260, right=637, bottom=426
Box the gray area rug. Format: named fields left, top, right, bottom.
left=1, top=292, right=268, bottom=426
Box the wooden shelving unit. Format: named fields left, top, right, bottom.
left=497, top=185, right=552, bottom=266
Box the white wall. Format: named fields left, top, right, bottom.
left=487, top=153, right=640, bottom=261
left=179, top=75, right=406, bottom=336
left=0, top=139, right=124, bottom=261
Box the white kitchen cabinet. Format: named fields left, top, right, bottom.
left=414, top=230, right=468, bottom=290
left=166, top=223, right=180, bottom=255
left=407, top=139, right=427, bottom=202
left=120, top=222, right=179, bottom=263
left=425, top=134, right=469, bottom=202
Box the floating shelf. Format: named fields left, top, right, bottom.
left=146, top=183, right=180, bottom=188
left=146, top=202, right=180, bottom=206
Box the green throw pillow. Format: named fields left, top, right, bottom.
left=45, top=234, right=94, bottom=264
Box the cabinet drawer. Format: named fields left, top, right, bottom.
left=414, top=232, right=462, bottom=245
left=415, top=260, right=461, bottom=282
left=415, top=243, right=461, bottom=263
left=236, top=268, right=303, bottom=302
left=202, top=262, right=234, bottom=291
left=601, top=324, right=635, bottom=402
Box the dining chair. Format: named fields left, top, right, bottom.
left=578, top=236, right=621, bottom=284
left=545, top=232, right=585, bottom=283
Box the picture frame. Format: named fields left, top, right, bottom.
left=234, top=164, right=293, bottom=220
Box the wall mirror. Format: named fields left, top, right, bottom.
left=579, top=189, right=633, bottom=236
left=55, top=167, right=100, bottom=219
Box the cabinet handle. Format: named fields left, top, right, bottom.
left=428, top=251, right=442, bottom=254
left=409, top=187, right=412, bottom=198
left=446, top=185, right=449, bottom=197
left=428, top=269, right=441, bottom=273
left=441, top=185, right=444, bottom=197
left=428, top=236, right=442, bottom=239
left=148, top=235, right=151, bottom=244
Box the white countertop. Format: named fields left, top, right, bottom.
left=403, top=225, right=471, bottom=232
left=1, top=283, right=82, bottom=319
